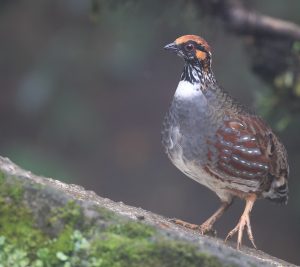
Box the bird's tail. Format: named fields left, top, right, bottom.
left=263, top=174, right=288, bottom=204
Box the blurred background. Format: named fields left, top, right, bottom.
left=0, top=0, right=299, bottom=264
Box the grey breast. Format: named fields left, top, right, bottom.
left=162, top=94, right=219, bottom=166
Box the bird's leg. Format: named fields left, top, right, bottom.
left=225, top=194, right=257, bottom=250
left=198, top=201, right=231, bottom=234
left=170, top=201, right=231, bottom=233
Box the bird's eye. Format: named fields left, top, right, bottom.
left=184, top=43, right=194, bottom=52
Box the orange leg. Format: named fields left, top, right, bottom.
left=225, top=194, right=257, bottom=250
left=171, top=201, right=231, bottom=234
left=198, top=202, right=231, bottom=234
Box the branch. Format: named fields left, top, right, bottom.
left=219, top=0, right=300, bottom=40
left=197, top=0, right=300, bottom=40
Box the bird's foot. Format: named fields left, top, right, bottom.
left=169, top=218, right=199, bottom=230
left=225, top=213, right=257, bottom=250
left=169, top=218, right=216, bottom=236
left=198, top=222, right=213, bottom=235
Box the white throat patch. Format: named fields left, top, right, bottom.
left=174, top=80, right=203, bottom=99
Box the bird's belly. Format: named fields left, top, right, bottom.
left=167, top=138, right=216, bottom=190
left=164, top=124, right=233, bottom=201
left=173, top=155, right=211, bottom=186
left=170, top=146, right=216, bottom=190
left=169, top=147, right=233, bottom=202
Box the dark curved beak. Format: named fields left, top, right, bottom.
left=164, top=42, right=178, bottom=52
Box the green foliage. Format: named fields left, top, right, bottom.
left=254, top=40, right=300, bottom=132
left=292, top=41, right=300, bottom=54
left=255, top=85, right=294, bottom=132
left=90, top=0, right=101, bottom=21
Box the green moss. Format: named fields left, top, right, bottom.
left=107, top=221, right=155, bottom=239
left=0, top=172, right=228, bottom=267
left=90, top=229, right=225, bottom=267
left=0, top=173, right=48, bottom=265
left=96, top=206, right=118, bottom=221
left=89, top=220, right=226, bottom=267
left=48, top=226, right=74, bottom=256
left=0, top=175, right=44, bottom=251
left=0, top=171, right=24, bottom=202
left=48, top=201, right=82, bottom=229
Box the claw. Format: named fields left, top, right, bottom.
left=199, top=223, right=211, bottom=234
left=246, top=215, right=257, bottom=249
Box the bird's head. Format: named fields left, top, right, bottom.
left=164, top=35, right=212, bottom=70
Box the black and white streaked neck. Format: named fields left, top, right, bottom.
left=175, top=60, right=215, bottom=99
left=181, top=58, right=215, bottom=83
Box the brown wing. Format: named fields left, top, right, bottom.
left=205, top=114, right=288, bottom=200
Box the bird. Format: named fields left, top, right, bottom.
left=161, top=34, right=289, bottom=249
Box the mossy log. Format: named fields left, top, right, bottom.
left=0, top=156, right=295, bottom=267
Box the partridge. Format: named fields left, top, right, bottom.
left=162, top=35, right=289, bottom=249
